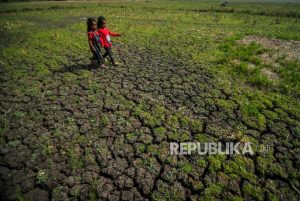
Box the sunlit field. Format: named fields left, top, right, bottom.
left=0, top=0, right=300, bottom=200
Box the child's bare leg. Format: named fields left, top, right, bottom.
left=93, top=51, right=106, bottom=68
left=104, top=47, right=115, bottom=65
left=103, top=51, right=109, bottom=59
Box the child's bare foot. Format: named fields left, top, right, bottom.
left=100, top=64, right=107, bottom=68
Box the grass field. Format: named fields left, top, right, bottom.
left=0, top=0, right=300, bottom=200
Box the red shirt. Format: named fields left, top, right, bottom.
left=98, top=27, right=120, bottom=48
left=87, top=31, right=100, bottom=51
left=87, top=31, right=100, bottom=42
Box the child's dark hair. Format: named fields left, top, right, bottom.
left=87, top=18, right=96, bottom=32
left=97, top=16, right=106, bottom=28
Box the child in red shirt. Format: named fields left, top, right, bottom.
left=97, top=16, right=121, bottom=66
left=87, top=18, right=106, bottom=68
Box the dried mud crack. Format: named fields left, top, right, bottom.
left=0, top=45, right=300, bottom=201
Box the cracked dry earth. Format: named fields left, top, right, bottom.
left=0, top=45, right=300, bottom=201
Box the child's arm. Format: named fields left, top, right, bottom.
left=88, top=39, right=96, bottom=52
left=109, top=31, right=121, bottom=37
left=97, top=30, right=104, bottom=46
left=100, top=37, right=104, bottom=47
left=88, top=33, right=97, bottom=52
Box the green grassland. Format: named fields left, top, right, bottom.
left=0, top=0, right=300, bottom=200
